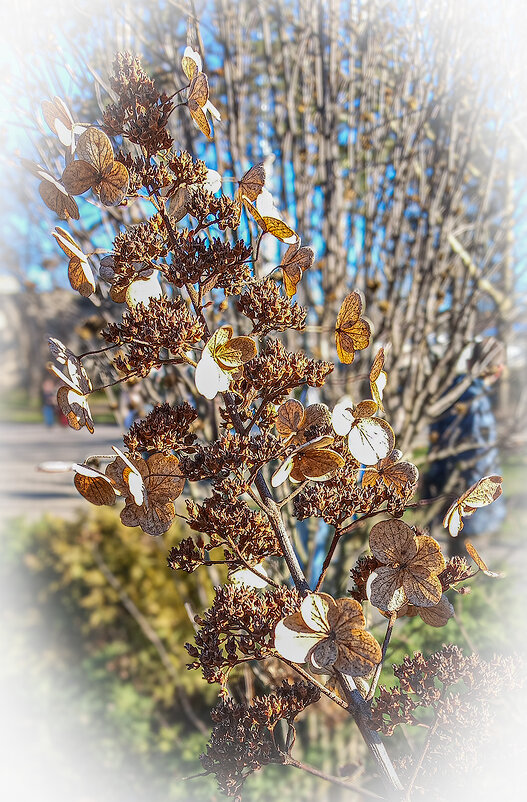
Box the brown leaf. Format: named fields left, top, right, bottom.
left=335, top=291, right=371, bottom=364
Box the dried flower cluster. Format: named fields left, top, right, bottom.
left=201, top=682, right=320, bottom=796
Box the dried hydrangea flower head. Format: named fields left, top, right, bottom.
left=194, top=325, right=256, bottom=399
left=361, top=448, right=419, bottom=497
left=335, top=290, right=371, bottom=364
left=332, top=396, right=395, bottom=465
left=442, top=475, right=503, bottom=537
left=369, top=347, right=387, bottom=410
left=274, top=592, right=381, bottom=676
left=274, top=399, right=331, bottom=446
left=105, top=447, right=185, bottom=535
left=367, top=519, right=446, bottom=612
left=48, top=337, right=94, bottom=433
left=271, top=435, right=345, bottom=487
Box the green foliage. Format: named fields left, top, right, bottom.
left=4, top=509, right=221, bottom=789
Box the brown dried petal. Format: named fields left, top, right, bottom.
left=275, top=399, right=305, bottom=437
left=74, top=472, right=116, bottom=506
left=328, top=597, right=366, bottom=635
left=68, top=256, right=95, bottom=297
left=216, top=336, right=257, bottom=369
left=369, top=519, right=417, bottom=565
left=62, top=159, right=98, bottom=195
left=56, top=386, right=94, bottom=433
left=302, top=403, right=331, bottom=431
left=369, top=566, right=407, bottom=611
left=412, top=535, right=446, bottom=576
left=309, top=638, right=338, bottom=670
left=353, top=400, right=378, bottom=419
left=120, top=499, right=175, bottom=536
left=334, top=630, right=382, bottom=676
left=76, top=127, right=114, bottom=173
left=293, top=448, right=344, bottom=482
left=98, top=161, right=129, bottom=206
left=402, top=566, right=443, bottom=607
left=144, top=453, right=185, bottom=503
left=39, top=177, right=79, bottom=220
left=417, top=594, right=454, bottom=627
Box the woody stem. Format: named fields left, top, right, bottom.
left=337, top=672, right=404, bottom=795
left=225, top=394, right=310, bottom=596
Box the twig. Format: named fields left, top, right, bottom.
left=404, top=717, right=439, bottom=801
left=278, top=481, right=308, bottom=509
left=366, top=612, right=397, bottom=702
left=278, top=657, right=348, bottom=710
left=285, top=756, right=385, bottom=799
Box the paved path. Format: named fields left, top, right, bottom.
left=0, top=422, right=123, bottom=522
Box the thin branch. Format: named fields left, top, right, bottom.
left=366, top=612, right=397, bottom=702
left=285, top=756, right=385, bottom=799
left=404, top=717, right=440, bottom=801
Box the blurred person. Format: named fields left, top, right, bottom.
left=41, top=376, right=57, bottom=427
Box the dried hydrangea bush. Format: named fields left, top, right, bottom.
left=32, top=49, right=519, bottom=800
